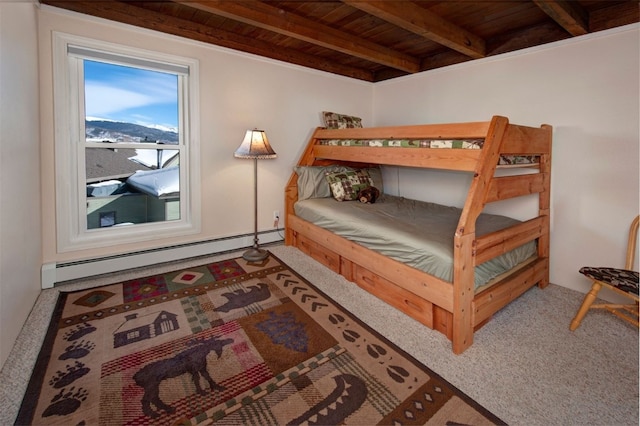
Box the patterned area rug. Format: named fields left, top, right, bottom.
left=16, top=252, right=504, bottom=425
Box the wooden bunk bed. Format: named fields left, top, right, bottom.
left=284, top=115, right=552, bottom=354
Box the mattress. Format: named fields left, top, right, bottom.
left=318, top=138, right=538, bottom=165
left=294, top=194, right=537, bottom=289
left=319, top=138, right=485, bottom=149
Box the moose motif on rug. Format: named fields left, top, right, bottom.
left=133, top=335, right=234, bottom=418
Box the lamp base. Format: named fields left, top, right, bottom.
left=241, top=247, right=269, bottom=262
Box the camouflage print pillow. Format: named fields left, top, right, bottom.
left=325, top=170, right=373, bottom=201
left=294, top=165, right=353, bottom=201
left=322, top=111, right=363, bottom=129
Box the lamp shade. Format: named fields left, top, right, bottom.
left=234, top=129, right=277, bottom=159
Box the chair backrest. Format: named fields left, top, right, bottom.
left=625, top=215, right=640, bottom=271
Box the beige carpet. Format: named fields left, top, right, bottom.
left=1, top=244, right=638, bottom=425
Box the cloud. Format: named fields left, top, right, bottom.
left=85, top=84, right=152, bottom=116
left=84, top=72, right=177, bottom=122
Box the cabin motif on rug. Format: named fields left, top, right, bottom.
left=113, top=310, right=179, bottom=348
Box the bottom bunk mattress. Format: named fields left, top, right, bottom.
left=294, top=194, right=537, bottom=289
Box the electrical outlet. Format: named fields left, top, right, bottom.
left=273, top=210, right=280, bottom=228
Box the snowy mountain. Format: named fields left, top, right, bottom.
left=86, top=120, right=178, bottom=144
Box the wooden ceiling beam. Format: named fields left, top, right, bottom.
left=532, top=0, right=589, bottom=36
left=40, top=1, right=375, bottom=81
left=589, top=1, right=640, bottom=32
left=185, top=0, right=420, bottom=73
left=342, top=0, right=486, bottom=59
left=487, top=21, right=570, bottom=56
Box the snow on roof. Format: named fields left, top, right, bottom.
left=126, top=165, right=179, bottom=197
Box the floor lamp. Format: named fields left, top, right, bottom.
left=234, top=129, right=277, bottom=262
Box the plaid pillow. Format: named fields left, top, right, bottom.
left=325, top=170, right=373, bottom=201
left=294, top=165, right=352, bottom=200
left=322, top=111, right=363, bottom=129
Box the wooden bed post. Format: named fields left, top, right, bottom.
left=452, top=232, right=476, bottom=353
left=537, top=124, right=553, bottom=288
left=452, top=116, right=509, bottom=354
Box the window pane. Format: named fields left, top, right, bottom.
left=86, top=149, right=180, bottom=229
left=83, top=60, right=181, bottom=229
left=84, top=60, right=178, bottom=143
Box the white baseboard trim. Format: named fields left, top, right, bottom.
left=41, top=230, right=283, bottom=289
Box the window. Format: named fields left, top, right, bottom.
left=53, top=33, right=200, bottom=251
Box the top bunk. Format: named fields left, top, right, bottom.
left=287, top=114, right=552, bottom=238
left=299, top=115, right=552, bottom=172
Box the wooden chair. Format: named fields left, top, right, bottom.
left=570, top=215, right=640, bottom=330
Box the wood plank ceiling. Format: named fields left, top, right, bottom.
left=40, top=0, right=639, bottom=82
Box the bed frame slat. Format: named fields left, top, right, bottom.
left=313, top=145, right=480, bottom=171
left=473, top=257, right=549, bottom=324
left=502, top=124, right=552, bottom=154
left=313, top=121, right=491, bottom=140
left=485, top=173, right=546, bottom=203
left=475, top=217, right=545, bottom=264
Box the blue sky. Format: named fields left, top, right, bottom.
left=84, top=60, right=178, bottom=130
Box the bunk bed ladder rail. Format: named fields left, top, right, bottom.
left=453, top=116, right=552, bottom=354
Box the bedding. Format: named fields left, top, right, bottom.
left=318, top=111, right=537, bottom=165
left=295, top=165, right=383, bottom=201
left=325, top=169, right=374, bottom=201
left=318, top=138, right=538, bottom=165
left=322, top=111, right=363, bottom=129
left=294, top=165, right=353, bottom=200
left=319, top=138, right=484, bottom=148
left=294, top=194, right=537, bottom=289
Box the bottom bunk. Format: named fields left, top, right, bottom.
left=294, top=194, right=537, bottom=288
left=287, top=211, right=549, bottom=345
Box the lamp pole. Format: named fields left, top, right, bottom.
left=245, top=156, right=266, bottom=260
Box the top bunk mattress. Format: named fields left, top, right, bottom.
left=318, top=138, right=537, bottom=166
left=294, top=194, right=537, bottom=289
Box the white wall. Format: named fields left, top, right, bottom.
left=373, top=25, right=640, bottom=297
left=0, top=2, right=42, bottom=367
left=37, top=6, right=373, bottom=265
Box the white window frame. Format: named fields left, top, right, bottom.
left=52, top=32, right=201, bottom=252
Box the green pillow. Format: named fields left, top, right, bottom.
left=325, top=170, right=373, bottom=201
left=322, top=111, right=363, bottom=129
left=295, top=165, right=352, bottom=200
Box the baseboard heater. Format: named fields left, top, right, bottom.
left=41, top=230, right=283, bottom=289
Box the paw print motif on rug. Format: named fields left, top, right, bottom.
left=41, top=387, right=88, bottom=418
left=63, top=322, right=97, bottom=341
left=48, top=361, right=90, bottom=389
left=58, top=340, right=95, bottom=360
